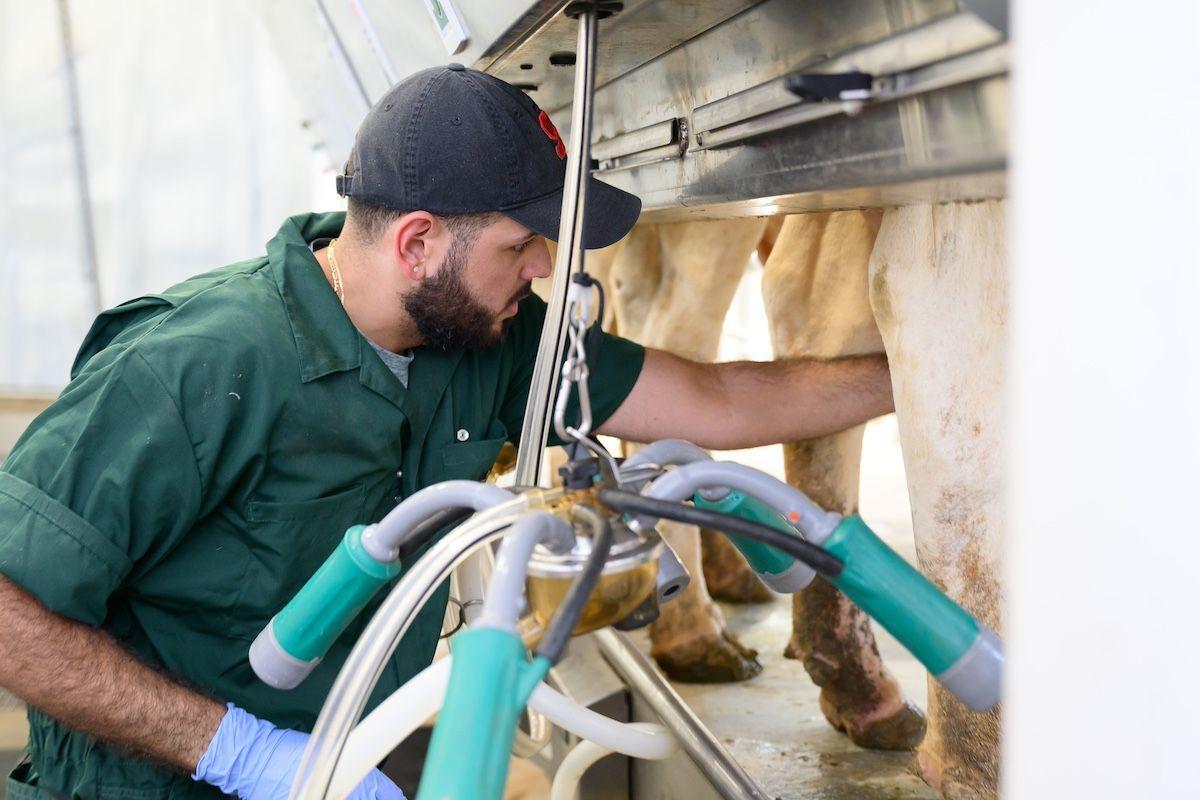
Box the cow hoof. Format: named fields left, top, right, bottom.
left=700, top=530, right=775, bottom=604
left=820, top=693, right=927, bottom=751
left=653, top=629, right=764, bottom=683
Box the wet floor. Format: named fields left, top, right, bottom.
left=657, top=595, right=935, bottom=800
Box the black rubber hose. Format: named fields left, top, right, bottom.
left=535, top=504, right=614, bottom=664
left=596, top=489, right=844, bottom=579
left=394, top=507, right=475, bottom=563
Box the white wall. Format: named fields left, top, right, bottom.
left=0, top=0, right=342, bottom=391
left=1006, top=1, right=1200, bottom=796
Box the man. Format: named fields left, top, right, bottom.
left=0, top=65, right=892, bottom=800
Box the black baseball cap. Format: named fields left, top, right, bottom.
left=336, top=63, right=641, bottom=250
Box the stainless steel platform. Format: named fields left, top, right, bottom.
left=487, top=0, right=1008, bottom=220
left=259, top=0, right=1008, bottom=221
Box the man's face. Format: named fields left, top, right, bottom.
left=403, top=215, right=553, bottom=351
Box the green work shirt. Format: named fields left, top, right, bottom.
left=0, top=212, right=645, bottom=800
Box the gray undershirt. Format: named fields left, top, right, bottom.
left=366, top=338, right=413, bottom=388
left=311, top=237, right=413, bottom=388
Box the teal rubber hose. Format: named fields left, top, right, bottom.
left=693, top=490, right=816, bottom=592
left=249, top=525, right=401, bottom=690
left=415, top=628, right=549, bottom=800
left=822, top=515, right=1002, bottom=712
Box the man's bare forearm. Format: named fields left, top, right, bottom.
left=602, top=349, right=894, bottom=449
left=706, top=353, right=894, bottom=448
left=0, top=574, right=225, bottom=773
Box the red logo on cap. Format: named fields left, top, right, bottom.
left=538, top=111, right=567, bottom=160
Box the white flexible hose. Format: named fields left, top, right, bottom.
left=328, top=657, right=452, bottom=799
left=550, top=723, right=673, bottom=800
left=328, top=657, right=678, bottom=798
left=528, top=683, right=676, bottom=760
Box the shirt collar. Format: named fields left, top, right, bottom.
left=269, top=212, right=362, bottom=383
left=268, top=212, right=466, bottom=419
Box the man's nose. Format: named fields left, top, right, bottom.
left=522, top=238, right=554, bottom=281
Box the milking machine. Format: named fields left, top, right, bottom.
left=248, top=430, right=1004, bottom=798
left=244, top=5, right=1005, bottom=798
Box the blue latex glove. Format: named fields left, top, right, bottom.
left=194, top=703, right=404, bottom=800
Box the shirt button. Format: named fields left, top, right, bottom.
left=456, top=429, right=470, bottom=442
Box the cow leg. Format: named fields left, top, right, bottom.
left=700, top=530, right=774, bottom=603
left=869, top=201, right=1006, bottom=799
left=609, top=218, right=772, bottom=681
left=763, top=212, right=926, bottom=750
left=648, top=519, right=761, bottom=681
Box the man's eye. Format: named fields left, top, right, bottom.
left=513, top=240, right=530, bottom=253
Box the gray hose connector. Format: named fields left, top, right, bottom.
left=935, top=625, right=1004, bottom=713
left=655, top=538, right=690, bottom=604
left=755, top=559, right=816, bottom=594
left=362, top=481, right=515, bottom=562
left=640, top=460, right=842, bottom=545
left=249, top=621, right=319, bottom=691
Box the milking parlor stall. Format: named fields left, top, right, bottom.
left=2, top=1, right=1198, bottom=800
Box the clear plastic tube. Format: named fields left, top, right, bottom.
left=452, top=548, right=491, bottom=627
left=528, top=684, right=676, bottom=759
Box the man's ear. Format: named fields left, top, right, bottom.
left=388, top=211, right=438, bottom=280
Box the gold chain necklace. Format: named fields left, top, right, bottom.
left=327, top=238, right=346, bottom=303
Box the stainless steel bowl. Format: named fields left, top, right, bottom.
left=525, top=514, right=662, bottom=636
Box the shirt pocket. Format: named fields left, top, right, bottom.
left=246, top=483, right=366, bottom=522
left=440, top=419, right=508, bottom=481
left=226, top=483, right=369, bottom=636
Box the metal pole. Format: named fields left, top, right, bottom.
left=314, top=0, right=373, bottom=115
left=513, top=8, right=598, bottom=487
left=55, top=0, right=102, bottom=316
left=349, top=0, right=400, bottom=85
left=594, top=629, right=772, bottom=800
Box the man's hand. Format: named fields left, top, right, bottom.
left=600, top=349, right=894, bottom=449
left=0, top=575, right=404, bottom=797
left=194, top=704, right=404, bottom=800
left=0, top=573, right=225, bottom=772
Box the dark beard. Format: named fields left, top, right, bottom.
left=402, top=244, right=530, bottom=352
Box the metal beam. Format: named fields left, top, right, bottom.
left=595, top=629, right=771, bottom=800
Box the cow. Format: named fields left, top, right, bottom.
left=867, top=200, right=1006, bottom=798
left=578, top=201, right=1006, bottom=799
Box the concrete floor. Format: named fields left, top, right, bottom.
left=658, top=596, right=934, bottom=800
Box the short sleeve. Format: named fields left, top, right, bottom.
left=0, top=351, right=203, bottom=626
left=499, top=296, right=646, bottom=446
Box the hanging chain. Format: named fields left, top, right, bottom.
left=553, top=273, right=621, bottom=485
left=553, top=274, right=595, bottom=442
